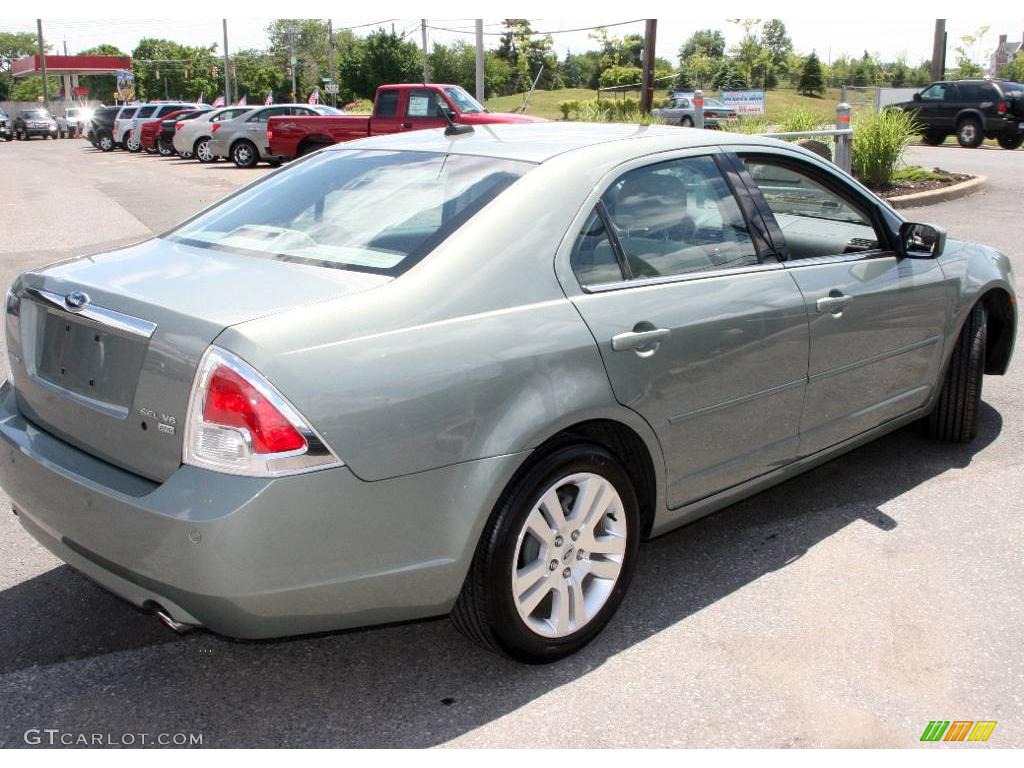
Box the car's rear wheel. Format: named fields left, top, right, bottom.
left=996, top=133, right=1023, bottom=150
left=927, top=303, right=987, bottom=443
left=194, top=138, right=216, bottom=163
left=98, top=134, right=114, bottom=152
left=231, top=139, right=258, bottom=168
left=158, top=143, right=174, bottom=157
left=451, top=443, right=640, bottom=662
left=955, top=117, right=984, bottom=148
left=921, top=130, right=947, bottom=146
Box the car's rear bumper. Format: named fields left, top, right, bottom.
left=0, top=381, right=525, bottom=639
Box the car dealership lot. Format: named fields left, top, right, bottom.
left=0, top=138, right=1022, bottom=747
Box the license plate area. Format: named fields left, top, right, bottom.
left=35, top=310, right=148, bottom=413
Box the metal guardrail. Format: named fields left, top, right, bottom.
left=691, top=92, right=854, bottom=174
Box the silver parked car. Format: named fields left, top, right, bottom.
left=207, top=103, right=342, bottom=167
left=0, top=125, right=1016, bottom=661
left=652, top=95, right=738, bottom=127
left=172, top=106, right=253, bottom=161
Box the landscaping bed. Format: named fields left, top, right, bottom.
left=872, top=166, right=974, bottom=199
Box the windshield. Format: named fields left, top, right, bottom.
left=168, top=150, right=532, bottom=276
left=23, top=110, right=50, bottom=119
left=444, top=86, right=486, bottom=114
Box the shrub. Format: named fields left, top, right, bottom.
left=851, top=108, right=921, bottom=188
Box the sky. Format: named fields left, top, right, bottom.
left=2, top=8, right=1022, bottom=71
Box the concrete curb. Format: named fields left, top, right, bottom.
left=886, top=175, right=988, bottom=209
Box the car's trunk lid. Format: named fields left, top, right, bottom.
left=6, top=238, right=390, bottom=482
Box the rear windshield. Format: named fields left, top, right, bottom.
left=168, top=150, right=533, bottom=276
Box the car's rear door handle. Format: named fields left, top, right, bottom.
left=611, top=327, right=671, bottom=356
left=816, top=293, right=853, bottom=314
left=401, top=122, right=413, bottom=129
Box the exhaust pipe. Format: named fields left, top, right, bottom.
left=154, top=607, right=195, bottom=634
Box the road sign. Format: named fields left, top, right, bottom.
left=325, top=83, right=339, bottom=94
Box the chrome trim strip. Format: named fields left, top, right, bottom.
left=669, top=378, right=805, bottom=425
left=583, top=261, right=783, bottom=294
left=26, top=288, right=157, bottom=340
left=808, top=335, right=942, bottom=383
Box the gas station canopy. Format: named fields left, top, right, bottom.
left=12, top=55, right=131, bottom=78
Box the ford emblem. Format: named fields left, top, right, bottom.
left=65, top=291, right=90, bottom=310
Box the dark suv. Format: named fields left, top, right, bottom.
left=0, top=108, right=12, bottom=141
left=892, top=79, right=1024, bottom=149
left=88, top=106, right=121, bottom=152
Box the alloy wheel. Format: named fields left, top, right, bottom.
left=196, top=139, right=214, bottom=162
left=511, top=472, right=627, bottom=639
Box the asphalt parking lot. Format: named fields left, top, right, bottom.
left=0, top=137, right=1022, bottom=748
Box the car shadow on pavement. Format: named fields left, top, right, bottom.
left=0, top=404, right=1002, bottom=747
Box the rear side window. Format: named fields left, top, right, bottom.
left=137, top=106, right=156, bottom=118
left=119, top=108, right=138, bottom=119
left=375, top=90, right=399, bottom=117
left=570, top=209, right=624, bottom=286
left=578, top=156, right=757, bottom=284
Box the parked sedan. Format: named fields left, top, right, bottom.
left=206, top=103, right=337, bottom=167
left=172, top=106, right=253, bottom=161
left=652, top=95, right=737, bottom=127
left=0, top=125, right=1015, bottom=662
left=13, top=108, right=59, bottom=140
left=156, top=108, right=211, bottom=156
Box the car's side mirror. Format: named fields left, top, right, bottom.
left=899, top=222, right=946, bottom=258
left=913, top=93, right=922, bottom=102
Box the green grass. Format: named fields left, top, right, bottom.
left=890, top=165, right=954, bottom=182
left=485, top=86, right=845, bottom=122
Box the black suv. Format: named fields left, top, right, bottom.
left=88, top=106, right=120, bottom=152
left=892, top=79, right=1024, bottom=149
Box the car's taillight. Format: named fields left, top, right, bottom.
left=997, top=101, right=1008, bottom=114
left=211, top=123, right=221, bottom=133
left=184, top=347, right=342, bottom=476
left=267, top=126, right=273, bottom=142
left=175, top=121, right=184, bottom=131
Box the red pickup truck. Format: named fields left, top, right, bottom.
left=267, top=83, right=543, bottom=159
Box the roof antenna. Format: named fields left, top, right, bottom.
left=435, top=94, right=473, bottom=137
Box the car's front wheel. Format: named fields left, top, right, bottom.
left=98, top=133, right=115, bottom=152
left=231, top=139, right=258, bottom=168
left=996, top=133, right=1023, bottom=150
left=452, top=443, right=640, bottom=662
left=927, top=303, right=986, bottom=443
left=126, top=134, right=141, bottom=152
left=194, top=138, right=216, bottom=163
left=956, top=117, right=984, bottom=148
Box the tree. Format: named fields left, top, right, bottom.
left=759, top=19, right=792, bottom=89
left=679, top=29, right=726, bottom=61
left=728, top=19, right=764, bottom=87
left=350, top=29, right=420, bottom=98
left=952, top=25, right=990, bottom=79
left=798, top=51, right=825, bottom=96
left=267, top=19, right=331, bottom=100
left=132, top=38, right=219, bottom=102
left=999, top=54, right=1024, bottom=83
left=232, top=49, right=284, bottom=104
left=0, top=31, right=43, bottom=101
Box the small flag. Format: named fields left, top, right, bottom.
left=308, top=87, right=319, bottom=105
left=212, top=95, right=225, bottom=108
left=237, top=94, right=247, bottom=106
left=264, top=91, right=273, bottom=106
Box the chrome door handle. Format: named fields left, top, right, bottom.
left=816, top=294, right=853, bottom=313
left=611, top=327, right=671, bottom=356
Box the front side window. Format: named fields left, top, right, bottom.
left=168, top=150, right=532, bottom=276
left=407, top=89, right=443, bottom=118
left=920, top=84, right=948, bottom=102
left=741, top=157, right=881, bottom=259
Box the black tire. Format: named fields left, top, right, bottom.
left=144, top=145, right=158, bottom=155
left=996, top=133, right=1023, bottom=150
left=231, top=139, right=258, bottom=168
left=955, top=116, right=984, bottom=148
left=98, top=133, right=115, bottom=152
left=680, top=115, right=694, bottom=127
left=927, top=303, right=987, bottom=443
left=158, top=142, right=174, bottom=157
left=921, top=130, right=947, bottom=146
left=126, top=133, right=141, bottom=153
left=451, top=443, right=641, bottom=663
left=194, top=137, right=216, bottom=163
left=177, top=149, right=193, bottom=159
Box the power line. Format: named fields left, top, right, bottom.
left=426, top=19, right=646, bottom=37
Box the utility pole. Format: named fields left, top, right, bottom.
left=222, top=19, right=232, bottom=104
left=289, top=27, right=297, bottom=102
left=474, top=19, right=485, bottom=102
left=421, top=19, right=429, bottom=83
left=931, top=19, right=946, bottom=81
left=37, top=19, right=49, bottom=105
left=328, top=19, right=336, bottom=107
left=640, top=19, right=657, bottom=114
